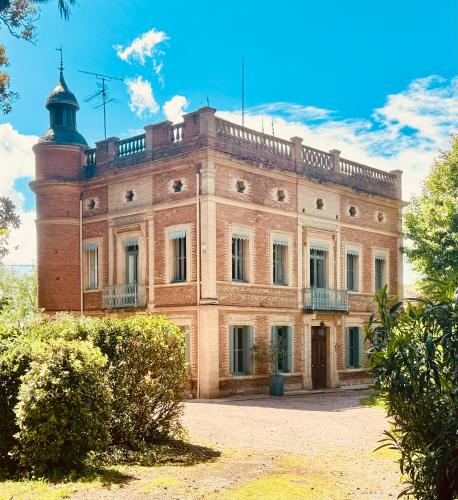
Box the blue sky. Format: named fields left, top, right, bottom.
left=1, top=0, right=458, bottom=284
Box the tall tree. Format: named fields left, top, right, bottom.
left=0, top=196, right=20, bottom=261
left=404, top=135, right=458, bottom=292
left=0, top=0, right=76, bottom=113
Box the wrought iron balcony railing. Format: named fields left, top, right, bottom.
left=102, top=284, right=147, bottom=309
left=303, top=288, right=348, bottom=313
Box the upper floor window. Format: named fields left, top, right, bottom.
left=272, top=326, right=292, bottom=373
left=173, top=180, right=183, bottom=193
left=87, top=198, right=96, bottom=210
left=346, top=248, right=360, bottom=292
left=375, top=256, right=387, bottom=291
left=346, top=327, right=362, bottom=368
left=232, top=235, right=248, bottom=282
left=349, top=206, right=357, bottom=217
left=310, top=247, right=327, bottom=288
left=277, top=189, right=286, bottom=202
left=125, top=190, right=135, bottom=202
left=273, top=240, right=287, bottom=285
left=85, top=243, right=98, bottom=289
left=236, top=180, right=246, bottom=193
left=229, top=325, right=253, bottom=375
left=170, top=231, right=187, bottom=283
left=125, top=242, right=139, bottom=284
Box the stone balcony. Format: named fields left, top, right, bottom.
left=84, top=107, right=402, bottom=200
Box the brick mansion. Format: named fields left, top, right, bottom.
left=31, top=69, right=404, bottom=398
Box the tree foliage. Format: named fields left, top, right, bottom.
left=0, top=0, right=77, bottom=113
left=366, top=287, right=458, bottom=499
left=404, top=135, right=458, bottom=293
left=0, top=196, right=20, bottom=261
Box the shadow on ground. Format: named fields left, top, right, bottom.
left=187, top=389, right=371, bottom=413
left=96, top=439, right=221, bottom=467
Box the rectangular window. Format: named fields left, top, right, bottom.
left=375, top=257, right=386, bottom=290
left=172, top=235, right=187, bottom=282
left=273, top=243, right=287, bottom=285
left=272, top=326, right=292, bottom=373
left=229, top=326, right=253, bottom=375
left=346, top=327, right=362, bottom=368
left=347, top=253, right=358, bottom=291
left=87, top=244, right=98, bottom=289
left=310, top=249, right=326, bottom=288
left=232, top=237, right=246, bottom=281
left=125, top=244, right=139, bottom=284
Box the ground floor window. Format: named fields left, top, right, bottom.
left=346, top=327, right=363, bottom=368
left=229, top=326, right=253, bottom=375
left=181, top=326, right=190, bottom=364
left=272, top=326, right=292, bottom=373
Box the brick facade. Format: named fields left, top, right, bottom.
left=31, top=88, right=404, bottom=398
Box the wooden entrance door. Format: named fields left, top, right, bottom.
left=312, top=326, right=327, bottom=389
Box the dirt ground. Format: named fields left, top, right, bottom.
left=67, top=389, right=401, bottom=499
left=2, top=390, right=401, bottom=499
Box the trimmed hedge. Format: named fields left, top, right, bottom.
left=14, top=339, right=112, bottom=471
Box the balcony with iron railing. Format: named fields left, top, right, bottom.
left=303, top=288, right=348, bottom=313
left=102, top=284, right=147, bottom=309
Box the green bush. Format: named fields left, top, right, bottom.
left=366, top=287, right=458, bottom=499
left=92, top=315, right=188, bottom=445
left=13, top=338, right=112, bottom=472
left=0, top=329, right=35, bottom=471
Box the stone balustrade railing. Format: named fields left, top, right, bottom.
left=85, top=107, right=402, bottom=199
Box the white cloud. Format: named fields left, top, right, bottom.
left=125, top=76, right=159, bottom=117
left=114, top=28, right=168, bottom=82
left=220, top=75, right=458, bottom=200
left=0, top=123, right=37, bottom=265
left=163, top=95, right=189, bottom=123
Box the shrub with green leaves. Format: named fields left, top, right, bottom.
left=366, top=287, right=458, bottom=499
left=92, top=315, right=188, bottom=446
left=13, top=338, right=112, bottom=472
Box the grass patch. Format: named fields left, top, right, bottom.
left=138, top=475, right=182, bottom=494
left=360, top=392, right=387, bottom=409
left=224, top=472, right=346, bottom=500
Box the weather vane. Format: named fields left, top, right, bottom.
left=56, top=45, right=64, bottom=72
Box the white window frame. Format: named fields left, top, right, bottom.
left=345, top=244, right=363, bottom=293
left=83, top=238, right=102, bottom=291
left=270, top=232, right=293, bottom=287
left=373, top=248, right=390, bottom=292
left=165, top=224, right=192, bottom=285
left=115, top=231, right=145, bottom=286
left=228, top=226, right=253, bottom=284
left=306, top=239, right=333, bottom=289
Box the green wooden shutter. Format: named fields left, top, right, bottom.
left=345, top=328, right=351, bottom=368
left=353, top=328, right=360, bottom=368
left=229, top=326, right=235, bottom=374
left=357, top=327, right=364, bottom=368
left=285, top=326, right=292, bottom=373
left=244, top=326, right=253, bottom=375
left=271, top=326, right=278, bottom=372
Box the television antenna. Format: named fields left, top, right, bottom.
left=79, top=70, right=124, bottom=139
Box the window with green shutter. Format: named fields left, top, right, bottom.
left=346, top=327, right=362, bottom=368
left=272, top=326, right=292, bottom=373
left=229, top=325, right=253, bottom=375
left=232, top=237, right=246, bottom=281
left=375, top=257, right=385, bottom=290
left=347, top=253, right=357, bottom=291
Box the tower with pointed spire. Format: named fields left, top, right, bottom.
left=30, top=63, right=87, bottom=311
